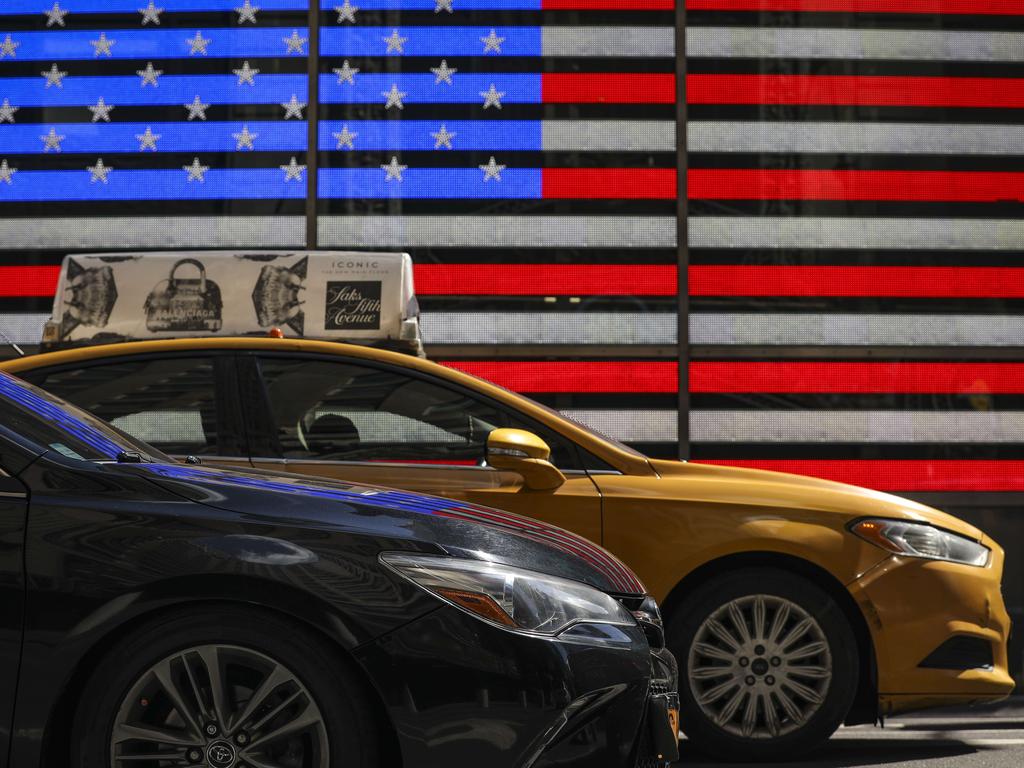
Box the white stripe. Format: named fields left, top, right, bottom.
left=563, top=410, right=678, bottom=443
left=544, top=27, right=674, bottom=57
left=688, top=27, right=1024, bottom=61
left=0, top=217, right=305, bottom=249
left=543, top=121, right=676, bottom=152
left=691, top=411, right=1024, bottom=443
left=689, top=122, right=1024, bottom=156
left=691, top=314, right=1024, bottom=346
left=0, top=314, right=46, bottom=345
left=320, top=216, right=677, bottom=248
left=422, top=312, right=677, bottom=345
left=690, top=217, right=1024, bottom=250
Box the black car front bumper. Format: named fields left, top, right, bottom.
left=356, top=605, right=679, bottom=768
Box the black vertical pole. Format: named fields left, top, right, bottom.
left=676, top=1, right=689, bottom=460
left=306, top=1, right=320, bottom=249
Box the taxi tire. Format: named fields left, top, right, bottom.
left=667, top=568, right=858, bottom=762
left=70, top=605, right=380, bottom=768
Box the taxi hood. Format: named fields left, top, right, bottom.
left=648, top=460, right=983, bottom=541
left=133, top=462, right=646, bottom=596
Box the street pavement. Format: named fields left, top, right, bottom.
left=677, top=702, right=1024, bottom=768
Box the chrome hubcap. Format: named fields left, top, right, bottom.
left=110, top=644, right=329, bottom=767
left=688, top=594, right=832, bottom=739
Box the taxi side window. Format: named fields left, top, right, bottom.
left=255, top=357, right=582, bottom=469
left=21, top=358, right=229, bottom=456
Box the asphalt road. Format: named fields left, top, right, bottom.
left=677, top=702, right=1024, bottom=768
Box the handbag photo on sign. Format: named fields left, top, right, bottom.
left=144, top=258, right=224, bottom=333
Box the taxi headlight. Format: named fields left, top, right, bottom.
left=851, top=519, right=990, bottom=567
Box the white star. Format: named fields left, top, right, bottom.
left=481, top=28, right=505, bottom=54
left=183, top=157, right=209, bottom=182
left=480, top=83, right=504, bottom=109
left=333, top=124, right=357, bottom=149
left=283, top=30, right=307, bottom=54
left=334, top=60, right=359, bottom=84
left=0, top=35, right=20, bottom=59
left=280, top=156, right=306, bottom=181
left=139, top=1, right=164, bottom=25
left=90, top=32, right=116, bottom=57
left=233, top=124, right=258, bottom=150
left=233, top=61, right=259, bottom=85
left=281, top=94, right=306, bottom=120
left=185, top=95, right=209, bottom=120
left=44, top=2, right=69, bottom=27
left=335, top=0, right=358, bottom=23
left=186, top=30, right=211, bottom=55
left=88, top=97, right=114, bottom=123
left=42, top=64, right=68, bottom=88
left=40, top=128, right=66, bottom=152
left=0, top=160, right=16, bottom=186
left=236, top=0, right=259, bottom=23
left=137, top=62, right=162, bottom=87
left=381, top=156, right=407, bottom=182
left=435, top=0, right=454, bottom=12
left=384, top=29, right=408, bottom=54
left=479, top=156, right=506, bottom=181
left=87, top=158, right=113, bottom=184
left=431, top=59, right=457, bottom=85
left=383, top=83, right=407, bottom=110
left=136, top=126, right=161, bottom=152
left=431, top=124, right=456, bottom=149
left=0, top=99, right=18, bottom=124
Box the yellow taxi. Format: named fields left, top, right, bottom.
left=2, top=335, right=1013, bottom=760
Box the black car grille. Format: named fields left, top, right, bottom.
left=919, top=635, right=994, bottom=671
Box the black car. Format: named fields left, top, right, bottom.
left=0, top=371, right=678, bottom=768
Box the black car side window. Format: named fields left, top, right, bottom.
left=256, top=357, right=582, bottom=469
left=21, top=357, right=230, bottom=456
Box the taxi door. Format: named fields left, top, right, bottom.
left=240, top=353, right=603, bottom=545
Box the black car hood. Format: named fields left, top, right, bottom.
left=133, top=462, right=645, bottom=596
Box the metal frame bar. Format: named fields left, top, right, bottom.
left=676, top=1, right=690, bottom=460
left=305, top=1, right=320, bottom=249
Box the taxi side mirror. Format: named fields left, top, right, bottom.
left=486, top=428, right=566, bottom=491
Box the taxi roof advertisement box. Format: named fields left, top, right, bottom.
left=43, top=251, right=421, bottom=352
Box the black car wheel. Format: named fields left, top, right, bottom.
left=72, top=606, right=380, bottom=768
left=667, top=568, right=858, bottom=762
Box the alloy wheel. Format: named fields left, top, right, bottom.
left=687, top=594, right=833, bottom=740
left=110, top=643, right=329, bottom=768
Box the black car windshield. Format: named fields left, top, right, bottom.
left=0, top=371, right=168, bottom=463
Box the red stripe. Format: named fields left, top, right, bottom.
left=440, top=361, right=679, bottom=394
left=685, top=1, right=1022, bottom=15
left=689, top=266, right=1024, bottom=298
left=415, top=265, right=678, bottom=296
left=544, top=0, right=674, bottom=7
left=543, top=168, right=677, bottom=199
left=695, top=460, right=1024, bottom=492
left=0, top=266, right=60, bottom=298
left=543, top=74, right=676, bottom=104
left=687, top=74, right=1024, bottom=108
left=690, top=362, right=1024, bottom=394
left=689, top=169, right=1024, bottom=202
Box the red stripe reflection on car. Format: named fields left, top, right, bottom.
left=695, top=460, right=1024, bottom=492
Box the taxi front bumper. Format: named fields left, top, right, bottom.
left=849, top=535, right=1015, bottom=716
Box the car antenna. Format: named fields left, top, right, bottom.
left=0, top=324, right=25, bottom=357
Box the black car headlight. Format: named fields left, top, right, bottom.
left=381, top=552, right=637, bottom=640
left=850, top=519, right=990, bottom=567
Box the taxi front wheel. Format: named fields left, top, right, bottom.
left=667, top=568, right=858, bottom=762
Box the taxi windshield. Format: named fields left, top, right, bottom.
left=0, top=371, right=168, bottom=463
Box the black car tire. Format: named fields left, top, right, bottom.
left=71, top=604, right=381, bottom=768
left=667, top=568, right=858, bottom=762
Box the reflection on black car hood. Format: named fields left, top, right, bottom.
left=138, top=462, right=645, bottom=596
